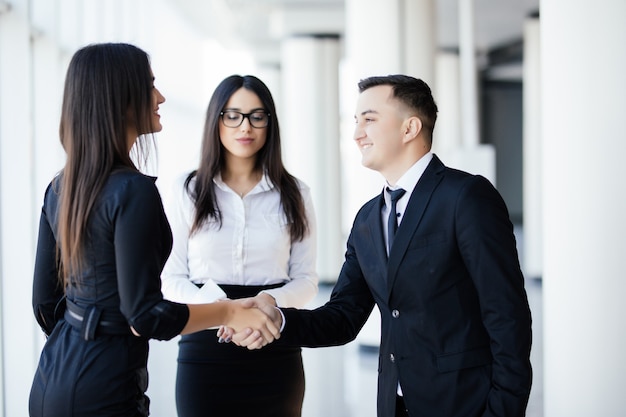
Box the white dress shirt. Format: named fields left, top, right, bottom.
left=382, top=152, right=433, bottom=254
left=161, top=172, right=319, bottom=308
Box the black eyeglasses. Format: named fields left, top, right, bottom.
left=220, top=110, right=270, bottom=128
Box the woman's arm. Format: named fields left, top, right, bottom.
left=32, top=188, right=65, bottom=336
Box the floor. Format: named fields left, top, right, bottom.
left=146, top=278, right=543, bottom=417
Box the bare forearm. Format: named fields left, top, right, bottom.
left=182, top=302, right=231, bottom=334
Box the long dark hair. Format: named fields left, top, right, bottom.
left=187, top=74, right=308, bottom=241
left=57, top=43, right=155, bottom=285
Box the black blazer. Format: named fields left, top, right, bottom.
left=280, top=155, right=532, bottom=417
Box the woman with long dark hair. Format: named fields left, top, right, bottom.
left=161, top=74, right=318, bottom=417
left=29, top=44, right=278, bottom=417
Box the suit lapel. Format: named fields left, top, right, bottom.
left=366, top=191, right=388, bottom=267
left=352, top=192, right=388, bottom=296
left=386, top=156, right=445, bottom=292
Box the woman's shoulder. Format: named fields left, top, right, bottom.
left=111, top=168, right=155, bottom=185
left=41, top=175, right=62, bottom=210
left=106, top=169, right=160, bottom=201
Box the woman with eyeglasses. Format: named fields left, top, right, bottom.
left=161, top=74, right=318, bottom=417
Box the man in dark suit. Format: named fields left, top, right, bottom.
left=234, top=74, right=532, bottom=417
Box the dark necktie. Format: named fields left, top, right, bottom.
left=386, top=187, right=406, bottom=251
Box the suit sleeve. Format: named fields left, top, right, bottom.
left=455, top=175, right=533, bottom=416
left=280, top=213, right=376, bottom=347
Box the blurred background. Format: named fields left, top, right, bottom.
left=1, top=0, right=625, bottom=416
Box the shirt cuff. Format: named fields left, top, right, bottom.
left=275, top=307, right=286, bottom=333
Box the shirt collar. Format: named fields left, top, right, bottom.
left=386, top=152, right=433, bottom=197
left=213, top=171, right=275, bottom=194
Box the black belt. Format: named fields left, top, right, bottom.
left=194, top=282, right=285, bottom=299
left=64, top=299, right=131, bottom=340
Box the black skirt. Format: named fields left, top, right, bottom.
left=175, top=284, right=305, bottom=417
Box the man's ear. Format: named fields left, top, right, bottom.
left=403, top=116, right=422, bottom=143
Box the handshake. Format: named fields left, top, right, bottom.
left=217, top=293, right=283, bottom=350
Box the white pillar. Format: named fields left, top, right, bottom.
left=344, top=0, right=439, bottom=218
left=522, top=17, right=542, bottom=279
left=403, top=0, right=436, bottom=86
left=255, top=63, right=282, bottom=115
left=433, top=50, right=462, bottom=156
left=433, top=0, right=496, bottom=185
left=522, top=16, right=543, bottom=415
left=281, top=35, right=348, bottom=415
left=281, top=35, right=343, bottom=283
left=342, top=0, right=402, bottom=206
left=345, top=0, right=402, bottom=81
left=0, top=2, right=39, bottom=415
left=458, top=0, right=479, bottom=148
left=542, top=1, right=626, bottom=416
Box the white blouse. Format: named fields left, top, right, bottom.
left=161, top=172, right=319, bottom=308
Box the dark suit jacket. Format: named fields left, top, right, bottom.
left=280, top=155, right=532, bottom=417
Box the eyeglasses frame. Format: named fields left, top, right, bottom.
left=219, top=110, right=271, bottom=128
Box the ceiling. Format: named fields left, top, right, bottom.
left=171, top=0, right=540, bottom=69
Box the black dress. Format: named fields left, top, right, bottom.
left=29, top=169, right=189, bottom=417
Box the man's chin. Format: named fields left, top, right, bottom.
left=360, top=158, right=376, bottom=171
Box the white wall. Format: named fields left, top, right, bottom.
left=541, top=1, right=626, bottom=416
left=0, top=1, right=41, bottom=415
